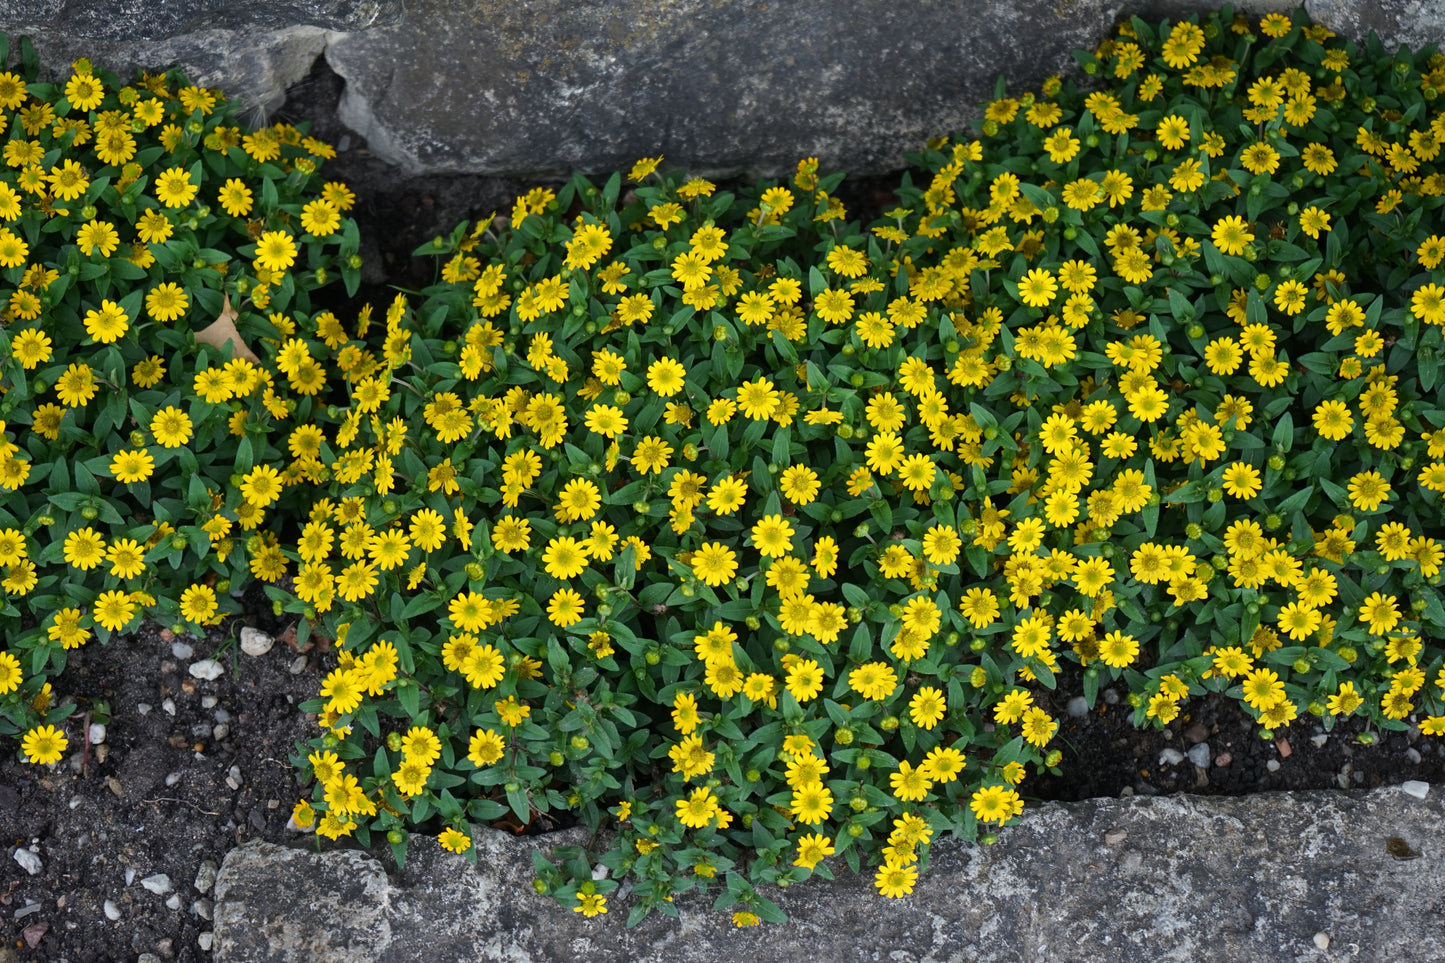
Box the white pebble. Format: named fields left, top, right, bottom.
left=165, top=772, right=181, bottom=787
left=125, top=868, right=136, bottom=886
left=15, top=901, right=40, bottom=919
left=227, top=764, right=243, bottom=790
left=1311, top=734, right=1328, bottom=748
left=289, top=655, right=307, bottom=674
left=1402, top=780, right=1430, bottom=800
left=137, top=703, right=151, bottom=716
left=88, top=722, right=107, bottom=745
left=1267, top=759, right=1281, bottom=772
left=1067, top=696, right=1089, bottom=718
left=1158, top=747, right=1185, bottom=766
left=199, top=932, right=214, bottom=951
left=1406, top=747, right=1422, bottom=765
left=171, top=641, right=194, bottom=660
left=1186, top=743, right=1211, bottom=769
left=162, top=698, right=177, bottom=716
left=188, top=659, right=224, bottom=681
left=200, top=695, right=218, bottom=709
left=1313, top=932, right=1331, bottom=950
left=141, top=873, right=173, bottom=895
left=240, top=626, right=275, bottom=656
left=104, top=900, right=121, bottom=921
left=165, top=893, right=182, bottom=910
left=213, top=724, right=229, bottom=740
left=12, top=847, right=41, bottom=875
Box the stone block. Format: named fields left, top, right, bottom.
left=0, top=1, right=398, bottom=42
left=213, top=786, right=1445, bottom=962
left=325, top=0, right=1126, bottom=178
left=1305, top=0, right=1445, bottom=53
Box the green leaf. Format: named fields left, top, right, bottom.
left=1271, top=413, right=1294, bottom=452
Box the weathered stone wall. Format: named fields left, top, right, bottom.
left=2, top=0, right=1441, bottom=176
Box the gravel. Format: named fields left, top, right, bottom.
left=140, top=873, right=173, bottom=895
left=189, top=659, right=225, bottom=681
left=13, top=847, right=42, bottom=875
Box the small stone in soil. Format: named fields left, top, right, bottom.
left=104, top=900, right=121, bottom=921
left=1267, top=759, right=1281, bottom=772
left=137, top=702, right=151, bottom=715
left=189, top=659, right=224, bottom=681
left=1104, top=829, right=1127, bottom=845
left=241, top=626, right=275, bottom=656
left=1215, top=752, right=1232, bottom=767
left=1406, top=747, right=1422, bottom=764
left=89, top=722, right=107, bottom=744
left=140, top=873, right=173, bottom=895
left=163, top=698, right=176, bottom=716
left=1311, top=734, right=1328, bottom=748
left=1067, top=696, right=1088, bottom=718
left=1186, top=743, right=1211, bottom=768
left=1276, top=737, right=1292, bottom=758
left=195, top=860, right=218, bottom=894
left=171, top=641, right=194, bottom=659
left=166, top=893, right=182, bottom=910
left=201, top=694, right=218, bottom=709
left=12, top=847, right=42, bottom=875
left=1314, top=933, right=1331, bottom=950
left=1158, top=747, right=1185, bottom=766
left=14, top=901, right=41, bottom=919
left=199, top=932, right=215, bottom=951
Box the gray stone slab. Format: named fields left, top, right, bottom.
left=1305, top=0, right=1445, bottom=52
left=0, top=1, right=397, bottom=41
left=324, top=0, right=1126, bottom=178
left=213, top=785, right=1445, bottom=962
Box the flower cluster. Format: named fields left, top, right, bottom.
left=0, top=35, right=360, bottom=756
left=4, top=5, right=1445, bottom=927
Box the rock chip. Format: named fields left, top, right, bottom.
left=1159, top=747, right=1185, bottom=766
left=141, top=873, right=173, bottom=895
left=104, top=900, right=122, bottom=921
left=189, top=659, right=224, bottom=681
left=1186, top=743, right=1211, bottom=769
left=1403, top=780, right=1430, bottom=800
left=1066, top=696, right=1088, bottom=719
left=240, top=627, right=275, bottom=656
left=12, top=847, right=41, bottom=875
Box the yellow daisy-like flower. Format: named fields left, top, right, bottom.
left=154, top=166, right=198, bottom=208
left=253, top=230, right=297, bottom=272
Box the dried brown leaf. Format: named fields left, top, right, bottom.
left=193, top=294, right=259, bottom=363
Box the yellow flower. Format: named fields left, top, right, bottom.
left=22, top=724, right=68, bottom=765
left=154, top=166, right=198, bottom=207
left=146, top=282, right=189, bottom=322
left=254, top=231, right=297, bottom=272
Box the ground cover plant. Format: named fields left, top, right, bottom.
left=1, top=4, right=1443, bottom=929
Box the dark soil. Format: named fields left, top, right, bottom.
left=4, top=58, right=1443, bottom=963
